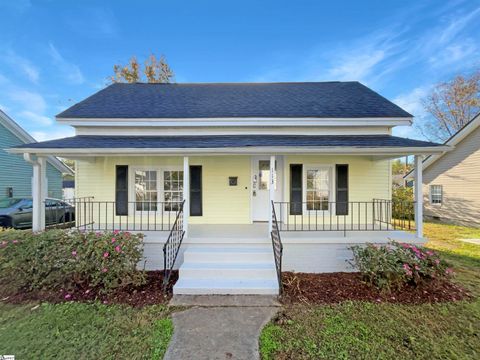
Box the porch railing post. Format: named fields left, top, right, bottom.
left=268, top=155, right=276, bottom=234
left=183, top=156, right=190, bottom=238
left=414, top=155, right=424, bottom=238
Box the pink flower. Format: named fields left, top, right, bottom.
left=0, top=240, right=7, bottom=247
left=115, top=245, right=121, bottom=253
left=426, top=250, right=434, bottom=256
left=12, top=240, right=18, bottom=244
left=435, top=259, right=440, bottom=265
left=445, top=268, right=454, bottom=275
left=103, top=252, right=109, bottom=258
left=85, top=289, right=91, bottom=294
left=103, top=300, right=108, bottom=304
left=403, top=263, right=412, bottom=276
left=72, top=250, right=77, bottom=257
left=111, top=238, right=116, bottom=243
left=95, top=232, right=102, bottom=237
left=102, top=268, right=108, bottom=273
left=113, top=230, right=120, bottom=235
left=64, top=294, right=72, bottom=300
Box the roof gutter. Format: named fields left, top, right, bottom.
left=8, top=145, right=451, bottom=157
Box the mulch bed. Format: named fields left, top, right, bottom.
left=280, top=272, right=471, bottom=305
left=0, top=271, right=177, bottom=307
left=1, top=271, right=471, bottom=307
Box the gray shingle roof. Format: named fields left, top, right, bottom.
left=57, top=82, right=412, bottom=119
left=14, top=135, right=442, bottom=149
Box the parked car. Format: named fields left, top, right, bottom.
left=0, top=198, right=75, bottom=229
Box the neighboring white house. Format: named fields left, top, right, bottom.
left=9, top=82, right=449, bottom=295
left=405, top=112, right=480, bottom=227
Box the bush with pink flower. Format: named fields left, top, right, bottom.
left=350, top=240, right=452, bottom=292
left=0, top=228, right=145, bottom=295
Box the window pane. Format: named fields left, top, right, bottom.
left=163, top=171, right=184, bottom=211
left=135, top=170, right=158, bottom=210
left=259, top=160, right=270, bottom=190
left=306, top=168, right=330, bottom=210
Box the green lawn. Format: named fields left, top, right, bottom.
left=260, top=222, right=480, bottom=360
left=0, top=302, right=174, bottom=360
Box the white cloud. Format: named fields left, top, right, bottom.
left=328, top=50, right=386, bottom=82
left=17, top=110, right=52, bottom=126
left=48, top=43, right=85, bottom=84
left=393, top=86, right=430, bottom=120
left=31, top=127, right=75, bottom=141
left=8, top=89, right=47, bottom=113
left=1, top=49, right=39, bottom=83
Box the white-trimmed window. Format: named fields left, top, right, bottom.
left=135, top=170, right=158, bottom=211
left=133, top=168, right=183, bottom=212
left=163, top=170, right=183, bottom=211
left=430, top=185, right=443, bottom=204
left=305, top=167, right=331, bottom=211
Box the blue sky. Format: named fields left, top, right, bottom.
left=0, top=0, right=479, bottom=141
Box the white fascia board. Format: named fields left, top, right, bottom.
left=57, top=117, right=413, bottom=127
left=8, top=145, right=450, bottom=157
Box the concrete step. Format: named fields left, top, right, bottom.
left=184, top=246, right=273, bottom=263
left=179, top=262, right=277, bottom=279
left=173, top=278, right=279, bottom=295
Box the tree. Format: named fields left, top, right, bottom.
left=110, top=54, right=174, bottom=84
left=420, top=70, right=480, bottom=142
left=392, top=158, right=412, bottom=175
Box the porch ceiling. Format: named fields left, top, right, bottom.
left=8, top=135, right=450, bottom=158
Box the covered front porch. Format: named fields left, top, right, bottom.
left=8, top=134, right=449, bottom=294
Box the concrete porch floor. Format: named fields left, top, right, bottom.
left=141, top=223, right=423, bottom=244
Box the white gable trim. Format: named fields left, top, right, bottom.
left=0, top=109, right=74, bottom=175
left=404, top=112, right=480, bottom=180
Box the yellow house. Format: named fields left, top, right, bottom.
left=10, top=82, right=449, bottom=295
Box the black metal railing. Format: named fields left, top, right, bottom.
left=48, top=197, right=184, bottom=231
left=373, top=198, right=415, bottom=230
left=44, top=196, right=93, bottom=229
left=270, top=201, right=283, bottom=293
left=273, top=200, right=415, bottom=234
left=163, top=200, right=185, bottom=291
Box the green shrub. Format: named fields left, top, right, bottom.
left=0, top=229, right=146, bottom=295
left=350, top=241, right=452, bottom=292
left=392, top=187, right=414, bottom=220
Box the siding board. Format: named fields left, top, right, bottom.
left=423, top=126, right=480, bottom=227
left=0, top=122, right=63, bottom=199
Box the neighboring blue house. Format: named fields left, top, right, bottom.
left=0, top=109, right=73, bottom=199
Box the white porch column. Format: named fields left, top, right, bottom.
left=414, top=155, right=424, bottom=238
left=25, top=154, right=46, bottom=232
left=268, top=155, right=276, bottom=233
left=183, top=156, right=190, bottom=238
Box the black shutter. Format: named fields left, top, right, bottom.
left=290, top=164, right=303, bottom=215
left=336, top=164, right=349, bottom=215
left=115, top=165, right=128, bottom=216
left=190, top=166, right=202, bottom=216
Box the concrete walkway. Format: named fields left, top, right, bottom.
left=164, top=305, right=278, bottom=360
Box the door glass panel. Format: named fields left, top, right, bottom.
left=258, top=160, right=270, bottom=190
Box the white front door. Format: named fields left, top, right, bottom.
left=252, top=157, right=271, bottom=221
left=251, top=156, right=283, bottom=221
